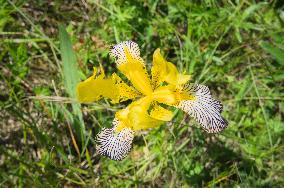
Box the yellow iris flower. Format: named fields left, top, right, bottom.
left=76, top=41, right=228, bottom=160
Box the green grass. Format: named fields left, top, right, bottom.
left=0, top=0, right=284, bottom=187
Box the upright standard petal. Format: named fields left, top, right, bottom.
left=151, top=49, right=191, bottom=89
left=96, top=118, right=134, bottom=160
left=177, top=84, right=228, bottom=133
left=110, top=41, right=153, bottom=95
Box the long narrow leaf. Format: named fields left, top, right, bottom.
left=59, top=25, right=85, bottom=145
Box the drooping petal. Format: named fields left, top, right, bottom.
left=76, top=67, right=118, bottom=103
left=110, top=41, right=153, bottom=95
left=177, top=84, right=228, bottom=133
left=151, top=48, right=191, bottom=89
left=96, top=118, right=134, bottom=161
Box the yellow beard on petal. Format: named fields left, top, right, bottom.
left=175, top=91, right=195, bottom=101
left=114, top=120, right=129, bottom=133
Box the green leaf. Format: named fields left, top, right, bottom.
left=59, top=25, right=85, bottom=144
left=260, top=41, right=284, bottom=65
left=59, top=25, right=79, bottom=98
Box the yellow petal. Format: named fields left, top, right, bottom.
left=151, top=85, right=177, bottom=105
left=115, top=97, right=163, bottom=131
left=110, top=41, right=153, bottom=95
left=174, top=84, right=196, bottom=102
left=112, top=73, right=141, bottom=102
left=151, top=84, right=195, bottom=107
left=177, top=74, right=191, bottom=85
left=77, top=66, right=141, bottom=103
left=151, top=48, right=191, bottom=88
left=76, top=68, right=118, bottom=103
left=149, top=103, right=174, bottom=121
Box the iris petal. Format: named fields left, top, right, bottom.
left=112, top=73, right=141, bottom=102
left=96, top=118, right=134, bottom=160
left=110, top=41, right=153, bottom=95
left=115, top=97, right=164, bottom=131
left=76, top=68, right=118, bottom=103
left=76, top=67, right=140, bottom=103
left=177, top=84, right=228, bottom=133
left=152, top=85, right=177, bottom=105
left=149, top=103, right=174, bottom=121
left=151, top=48, right=191, bottom=88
